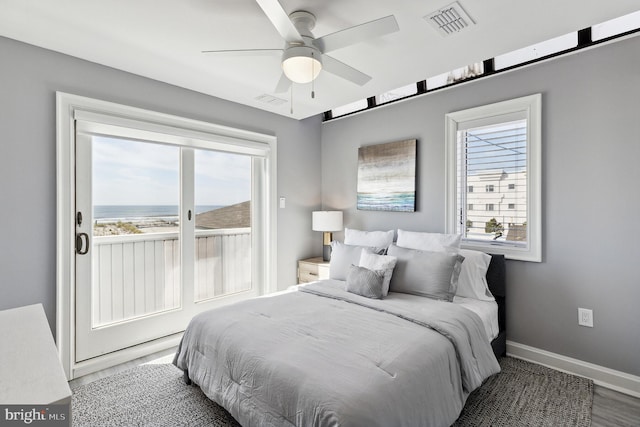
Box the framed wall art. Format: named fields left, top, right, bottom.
left=357, top=139, right=416, bottom=212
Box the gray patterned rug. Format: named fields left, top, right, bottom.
left=72, top=357, right=593, bottom=426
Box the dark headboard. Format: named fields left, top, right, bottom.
left=486, top=254, right=506, bottom=299
left=486, top=254, right=506, bottom=357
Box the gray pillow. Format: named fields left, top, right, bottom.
left=346, top=265, right=385, bottom=299
left=329, top=241, right=382, bottom=281
left=387, top=244, right=464, bottom=301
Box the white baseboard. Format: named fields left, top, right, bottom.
left=507, top=340, right=640, bottom=399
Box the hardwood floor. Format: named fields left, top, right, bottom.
left=592, top=385, right=640, bottom=427
left=70, top=353, right=640, bottom=426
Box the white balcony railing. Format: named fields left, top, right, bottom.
left=91, top=228, right=251, bottom=327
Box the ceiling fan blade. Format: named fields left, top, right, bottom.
left=202, top=49, right=282, bottom=56
left=274, top=73, right=291, bottom=93
left=255, top=0, right=304, bottom=44
left=314, top=15, right=399, bottom=53
left=322, top=55, right=372, bottom=86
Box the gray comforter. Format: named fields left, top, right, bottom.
left=174, top=280, right=500, bottom=427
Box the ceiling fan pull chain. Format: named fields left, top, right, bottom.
left=311, top=52, right=316, bottom=99
left=290, top=82, right=294, bottom=115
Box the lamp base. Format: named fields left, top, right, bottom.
left=322, top=244, right=331, bottom=262
left=322, top=232, right=333, bottom=261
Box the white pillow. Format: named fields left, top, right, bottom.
left=358, top=251, right=397, bottom=297
left=456, top=249, right=494, bottom=301
left=344, top=228, right=394, bottom=249
left=396, top=229, right=462, bottom=252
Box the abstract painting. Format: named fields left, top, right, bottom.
left=357, top=139, right=416, bottom=212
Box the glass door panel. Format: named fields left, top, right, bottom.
left=91, top=137, right=182, bottom=327
left=193, top=149, right=252, bottom=301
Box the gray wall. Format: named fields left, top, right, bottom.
left=321, top=36, right=640, bottom=376
left=0, top=36, right=322, bottom=334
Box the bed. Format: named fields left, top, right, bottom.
left=174, top=238, right=506, bottom=427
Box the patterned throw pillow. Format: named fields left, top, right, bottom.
left=345, top=265, right=385, bottom=299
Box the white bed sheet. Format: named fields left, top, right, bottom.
left=453, top=296, right=499, bottom=341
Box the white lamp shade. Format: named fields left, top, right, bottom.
left=312, top=211, right=343, bottom=232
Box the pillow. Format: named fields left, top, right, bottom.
left=396, top=229, right=462, bottom=252
left=358, top=251, right=397, bottom=297
left=344, top=228, right=394, bottom=250
left=346, top=265, right=385, bottom=299
left=387, top=244, right=464, bottom=302
left=329, top=242, right=374, bottom=281
left=456, top=249, right=494, bottom=301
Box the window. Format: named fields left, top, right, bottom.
left=427, top=62, right=484, bottom=90
left=375, top=83, right=418, bottom=105
left=468, top=185, right=474, bottom=192
left=494, top=32, right=577, bottom=70
left=592, top=10, right=640, bottom=41
left=331, top=99, right=368, bottom=118
left=468, top=204, right=474, bottom=211
left=446, top=94, right=541, bottom=261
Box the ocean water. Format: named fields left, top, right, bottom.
left=357, top=192, right=415, bottom=212
left=94, top=205, right=222, bottom=222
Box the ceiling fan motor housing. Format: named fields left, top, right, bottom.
left=289, top=10, right=316, bottom=36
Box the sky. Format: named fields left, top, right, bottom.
left=92, top=136, right=251, bottom=206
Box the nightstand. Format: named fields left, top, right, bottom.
left=297, top=257, right=330, bottom=284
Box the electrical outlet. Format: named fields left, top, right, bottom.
left=578, top=308, right=593, bottom=327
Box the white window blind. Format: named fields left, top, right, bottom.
left=457, top=119, right=527, bottom=245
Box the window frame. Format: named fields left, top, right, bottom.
left=445, top=94, right=542, bottom=262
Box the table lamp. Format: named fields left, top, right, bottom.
left=312, top=211, right=343, bottom=261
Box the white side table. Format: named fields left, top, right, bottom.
left=0, top=304, right=72, bottom=405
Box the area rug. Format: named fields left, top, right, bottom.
left=72, top=357, right=593, bottom=427
left=453, top=357, right=593, bottom=426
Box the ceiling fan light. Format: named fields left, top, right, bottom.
left=282, top=46, right=322, bottom=84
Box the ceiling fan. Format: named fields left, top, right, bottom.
left=203, top=0, right=399, bottom=93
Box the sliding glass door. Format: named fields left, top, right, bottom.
left=74, top=121, right=264, bottom=362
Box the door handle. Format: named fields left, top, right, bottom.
left=76, top=233, right=89, bottom=255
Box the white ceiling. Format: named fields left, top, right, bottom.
left=1, top=0, right=638, bottom=120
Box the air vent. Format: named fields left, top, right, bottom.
left=255, top=94, right=287, bottom=106
left=424, top=2, right=475, bottom=36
